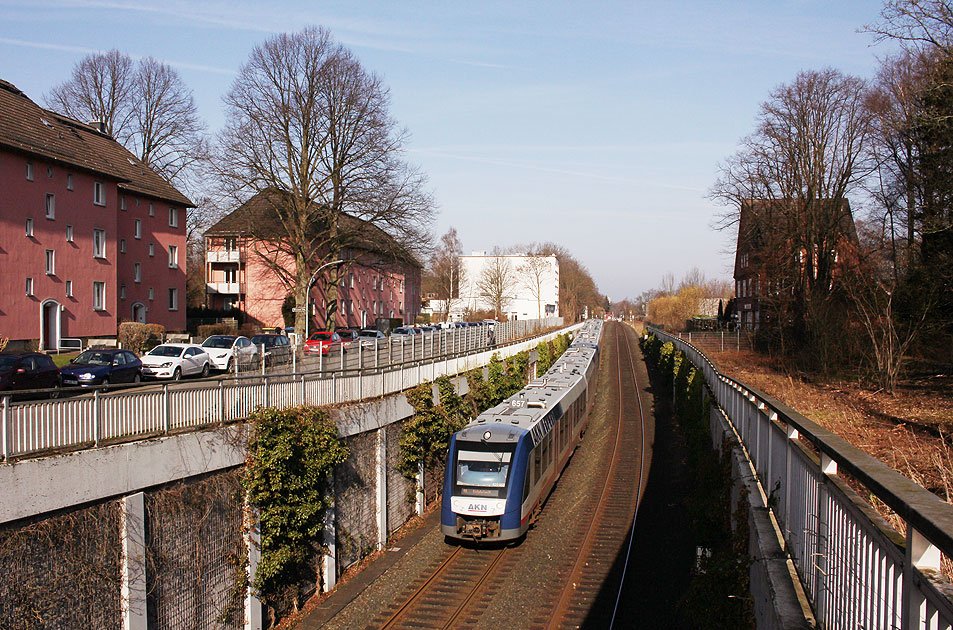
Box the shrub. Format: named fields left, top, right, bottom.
left=197, top=322, right=236, bottom=340
left=242, top=406, right=348, bottom=612
left=118, top=322, right=151, bottom=354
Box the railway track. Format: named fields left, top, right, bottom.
left=530, top=322, right=647, bottom=629
left=362, top=323, right=647, bottom=630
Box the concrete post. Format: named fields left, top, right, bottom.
left=323, top=478, right=337, bottom=593
left=903, top=526, right=941, bottom=630
left=162, top=384, right=170, bottom=434
left=377, top=427, right=388, bottom=550
left=2, top=395, right=10, bottom=460
left=94, top=389, right=102, bottom=445
left=121, top=492, right=147, bottom=630
left=244, top=504, right=262, bottom=630
left=416, top=461, right=425, bottom=515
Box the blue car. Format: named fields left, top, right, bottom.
left=60, top=349, right=143, bottom=387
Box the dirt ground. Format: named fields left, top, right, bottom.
left=711, top=350, right=953, bottom=503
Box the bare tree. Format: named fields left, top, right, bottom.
left=868, top=0, right=953, bottom=53
left=216, top=27, right=434, bottom=333
left=477, top=251, right=517, bottom=320
left=46, top=51, right=206, bottom=187
left=710, top=69, right=875, bottom=357
left=536, top=242, right=601, bottom=321
left=46, top=50, right=135, bottom=140
left=518, top=255, right=552, bottom=319
left=430, top=227, right=466, bottom=321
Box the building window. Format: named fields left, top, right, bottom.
left=120, top=195, right=126, bottom=211
left=168, top=287, right=178, bottom=311
left=45, top=249, right=55, bottom=275
left=134, top=219, right=141, bottom=239
left=67, top=174, right=74, bottom=190
left=66, top=225, right=74, bottom=242
left=25, top=277, right=33, bottom=296
left=120, top=284, right=126, bottom=300
left=93, top=181, right=105, bottom=206
left=168, top=245, right=177, bottom=268
left=25, top=217, right=34, bottom=237
left=45, top=193, right=55, bottom=219
left=169, top=207, right=178, bottom=228
left=93, top=281, right=105, bottom=310
left=148, top=287, right=154, bottom=301
left=149, top=203, right=154, bottom=217
left=65, top=280, right=73, bottom=297
left=134, top=262, right=141, bottom=283
left=26, top=161, right=34, bottom=181
left=120, top=239, right=126, bottom=253
left=149, top=243, right=155, bottom=257
left=93, top=229, right=106, bottom=258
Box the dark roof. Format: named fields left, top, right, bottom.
left=0, top=78, right=192, bottom=207
left=205, top=189, right=421, bottom=267
left=735, top=198, right=858, bottom=277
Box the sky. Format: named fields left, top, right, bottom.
left=0, top=1, right=902, bottom=302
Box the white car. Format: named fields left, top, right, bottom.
left=201, top=335, right=259, bottom=371
left=140, top=344, right=212, bottom=380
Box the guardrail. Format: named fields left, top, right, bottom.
left=0, top=320, right=574, bottom=462
left=649, top=327, right=953, bottom=630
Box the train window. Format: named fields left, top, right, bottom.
left=456, top=450, right=512, bottom=488
left=523, top=464, right=531, bottom=502
left=534, top=447, right=542, bottom=482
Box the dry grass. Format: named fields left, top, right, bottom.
left=713, top=350, right=953, bottom=502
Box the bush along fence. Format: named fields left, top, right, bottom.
left=240, top=332, right=573, bottom=626
left=639, top=331, right=755, bottom=628
left=646, top=325, right=953, bottom=630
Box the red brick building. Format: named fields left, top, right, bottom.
left=0, top=79, right=192, bottom=350
left=733, top=198, right=858, bottom=330
left=204, top=190, right=421, bottom=330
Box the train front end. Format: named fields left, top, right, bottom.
left=441, top=423, right=529, bottom=542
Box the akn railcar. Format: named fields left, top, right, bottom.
left=441, top=320, right=603, bottom=542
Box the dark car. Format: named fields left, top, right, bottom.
left=250, top=334, right=293, bottom=365
left=0, top=352, right=61, bottom=398
left=59, top=349, right=143, bottom=387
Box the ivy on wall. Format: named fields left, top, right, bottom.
left=242, top=406, right=349, bottom=613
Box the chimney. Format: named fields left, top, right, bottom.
left=88, top=120, right=107, bottom=134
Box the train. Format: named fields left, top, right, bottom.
left=441, top=319, right=604, bottom=542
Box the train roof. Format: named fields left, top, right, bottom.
left=457, top=320, right=603, bottom=446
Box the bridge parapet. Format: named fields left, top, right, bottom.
left=649, top=326, right=953, bottom=630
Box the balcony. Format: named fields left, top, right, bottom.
left=206, top=282, right=245, bottom=295
left=206, top=250, right=243, bottom=263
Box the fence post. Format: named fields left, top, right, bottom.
left=2, top=395, right=10, bottom=460
left=219, top=380, right=226, bottom=424
left=162, top=384, right=170, bottom=434
left=93, top=389, right=101, bottom=446
left=264, top=377, right=270, bottom=408
left=261, top=344, right=266, bottom=376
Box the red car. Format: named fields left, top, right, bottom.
left=304, top=331, right=346, bottom=355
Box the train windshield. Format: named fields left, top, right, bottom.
left=457, top=451, right=511, bottom=487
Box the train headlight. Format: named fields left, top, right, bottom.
left=483, top=430, right=492, bottom=441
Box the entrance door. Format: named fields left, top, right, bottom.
left=42, top=301, right=59, bottom=351
left=132, top=302, right=146, bottom=323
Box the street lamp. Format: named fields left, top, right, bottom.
left=303, top=259, right=345, bottom=343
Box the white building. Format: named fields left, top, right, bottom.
left=454, top=251, right=559, bottom=321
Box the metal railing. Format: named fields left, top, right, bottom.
left=1, top=319, right=573, bottom=461
left=649, top=327, right=953, bottom=630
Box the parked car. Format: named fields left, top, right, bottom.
left=201, top=335, right=258, bottom=371
left=304, top=331, right=345, bottom=355
left=357, top=329, right=386, bottom=347
left=140, top=344, right=212, bottom=380
left=0, top=352, right=61, bottom=398
left=59, top=349, right=143, bottom=387
left=389, top=326, right=419, bottom=343
left=250, top=334, right=293, bottom=365
left=336, top=328, right=359, bottom=349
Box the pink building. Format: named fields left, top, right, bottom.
left=0, top=79, right=192, bottom=351
left=204, top=190, right=421, bottom=330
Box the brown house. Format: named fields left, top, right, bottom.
left=733, top=198, right=859, bottom=330
left=204, top=190, right=422, bottom=330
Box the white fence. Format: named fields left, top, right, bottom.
left=650, top=327, right=953, bottom=630
left=1, top=320, right=574, bottom=461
